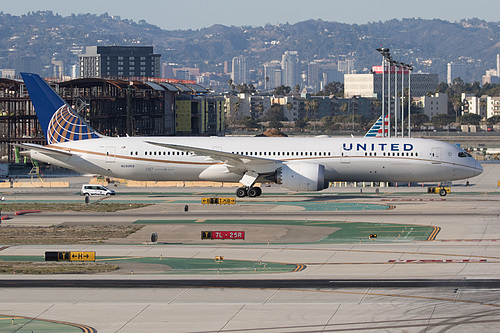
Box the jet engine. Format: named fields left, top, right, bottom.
left=274, top=162, right=328, bottom=191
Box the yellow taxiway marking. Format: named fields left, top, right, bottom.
left=96, top=256, right=145, bottom=262
left=163, top=200, right=176, bottom=203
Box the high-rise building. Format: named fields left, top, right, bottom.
left=231, top=56, right=247, bottom=85
left=307, top=62, right=320, bottom=92
left=414, top=93, right=448, bottom=118
left=175, top=70, right=191, bottom=80
left=263, top=61, right=282, bottom=91
left=497, top=53, right=500, bottom=76
left=344, top=66, right=439, bottom=99
left=78, top=46, right=161, bottom=78
left=482, top=54, right=500, bottom=85
left=462, top=93, right=487, bottom=118
left=15, top=56, right=42, bottom=77
left=447, top=62, right=467, bottom=84
left=161, top=63, right=174, bottom=79
left=338, top=59, right=355, bottom=75
left=281, top=51, right=299, bottom=89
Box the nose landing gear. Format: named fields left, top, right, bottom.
left=236, top=186, right=262, bottom=197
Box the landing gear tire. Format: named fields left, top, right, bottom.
left=439, top=188, right=447, bottom=197
left=236, top=187, right=248, bottom=198
left=247, top=187, right=262, bottom=197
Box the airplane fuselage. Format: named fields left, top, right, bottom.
left=26, top=136, right=482, bottom=184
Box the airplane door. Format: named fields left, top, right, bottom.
left=105, top=146, right=115, bottom=163
left=431, top=147, right=441, bottom=164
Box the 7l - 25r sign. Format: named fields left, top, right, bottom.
left=201, top=231, right=245, bottom=240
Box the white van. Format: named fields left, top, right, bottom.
left=81, top=184, right=115, bottom=196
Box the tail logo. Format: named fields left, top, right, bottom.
left=47, top=105, right=99, bottom=144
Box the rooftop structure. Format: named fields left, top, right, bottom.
left=79, top=46, right=161, bottom=79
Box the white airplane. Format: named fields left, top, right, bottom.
left=17, top=73, right=482, bottom=197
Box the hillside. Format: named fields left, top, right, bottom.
left=0, top=11, right=499, bottom=82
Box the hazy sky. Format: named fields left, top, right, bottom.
left=3, top=0, right=499, bottom=30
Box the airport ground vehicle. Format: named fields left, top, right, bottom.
left=81, top=184, right=115, bottom=196
left=427, top=186, right=451, bottom=196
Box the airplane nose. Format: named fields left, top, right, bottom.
left=475, top=160, right=483, bottom=176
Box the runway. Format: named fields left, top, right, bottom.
left=2, top=278, right=500, bottom=289
left=0, top=164, right=500, bottom=332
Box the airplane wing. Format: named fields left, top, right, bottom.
left=145, top=141, right=277, bottom=173
left=14, top=143, right=74, bottom=157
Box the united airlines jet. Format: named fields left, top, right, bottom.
left=16, top=73, right=482, bottom=197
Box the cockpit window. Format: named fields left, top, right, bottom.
left=458, top=152, right=472, bottom=158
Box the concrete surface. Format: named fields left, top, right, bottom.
left=1, top=163, right=500, bottom=332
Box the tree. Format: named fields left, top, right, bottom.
left=273, top=85, right=291, bottom=96
left=305, top=99, right=319, bottom=120
left=262, top=104, right=285, bottom=122
left=487, top=115, right=500, bottom=125
left=320, top=116, right=336, bottom=131
left=235, top=83, right=256, bottom=94
left=225, top=97, right=241, bottom=128
left=268, top=120, right=283, bottom=130
left=431, top=114, right=455, bottom=126
left=457, top=113, right=482, bottom=125
left=295, top=84, right=301, bottom=93
left=411, top=113, right=430, bottom=127
left=294, top=117, right=309, bottom=131
left=339, top=102, right=348, bottom=114
left=238, top=116, right=260, bottom=129
left=318, top=82, right=343, bottom=97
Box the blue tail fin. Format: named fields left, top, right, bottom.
left=21, top=73, right=100, bottom=144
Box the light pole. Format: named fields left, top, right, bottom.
left=407, top=63, right=413, bottom=137
left=393, top=60, right=399, bottom=137
left=387, top=57, right=393, bottom=137
left=400, top=62, right=404, bottom=137
left=376, top=48, right=390, bottom=137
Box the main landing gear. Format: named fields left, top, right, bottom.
left=236, top=186, right=262, bottom=198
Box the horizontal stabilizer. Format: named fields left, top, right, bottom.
left=14, top=143, right=74, bottom=157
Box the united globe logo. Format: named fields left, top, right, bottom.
left=47, top=105, right=98, bottom=144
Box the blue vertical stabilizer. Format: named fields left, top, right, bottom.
left=21, top=73, right=100, bottom=144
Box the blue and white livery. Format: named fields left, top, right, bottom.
left=17, top=73, right=483, bottom=197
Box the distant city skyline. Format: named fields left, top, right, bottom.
left=3, top=0, right=500, bottom=31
